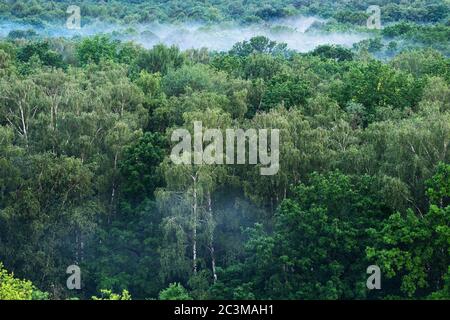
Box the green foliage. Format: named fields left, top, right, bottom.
left=0, top=0, right=449, bottom=301
left=120, top=132, right=166, bottom=201
left=87, top=199, right=163, bottom=299
left=262, top=73, right=310, bottom=110
left=426, top=163, right=450, bottom=207
left=17, top=41, right=65, bottom=70
left=311, top=45, right=354, bottom=62
left=215, top=172, right=390, bottom=299
left=159, top=283, right=192, bottom=300
left=367, top=164, right=450, bottom=298
left=334, top=10, right=368, bottom=25
left=76, top=36, right=118, bottom=65
left=230, top=36, right=289, bottom=57
left=0, top=263, right=35, bottom=300
left=334, top=60, right=423, bottom=124
left=162, top=64, right=229, bottom=97
left=1, top=0, right=447, bottom=26
left=92, top=289, right=132, bottom=300
left=429, top=267, right=450, bottom=299
left=136, top=44, right=185, bottom=75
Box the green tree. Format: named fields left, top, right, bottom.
left=136, top=44, right=185, bottom=74
left=216, top=172, right=390, bottom=299
left=311, top=45, right=354, bottom=62
left=76, top=36, right=118, bottom=65
left=334, top=60, right=423, bottom=124
left=0, top=262, right=35, bottom=300
left=367, top=164, right=450, bottom=298
left=92, top=289, right=132, bottom=300
left=120, top=132, right=167, bottom=202
left=159, top=283, right=192, bottom=300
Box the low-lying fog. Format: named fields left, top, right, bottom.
left=0, top=16, right=369, bottom=52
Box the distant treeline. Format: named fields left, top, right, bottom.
left=0, top=0, right=448, bottom=25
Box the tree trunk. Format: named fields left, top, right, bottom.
left=207, top=191, right=217, bottom=283
left=18, top=101, right=28, bottom=147
left=109, top=152, right=118, bottom=223
left=192, top=176, right=198, bottom=274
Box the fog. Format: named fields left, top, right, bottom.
left=0, top=16, right=369, bottom=52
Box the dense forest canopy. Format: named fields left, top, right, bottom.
left=0, top=0, right=449, bottom=300
left=0, top=0, right=448, bottom=24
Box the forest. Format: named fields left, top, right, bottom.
left=0, top=0, right=449, bottom=300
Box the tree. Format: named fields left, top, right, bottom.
left=215, top=172, right=390, bottom=299
left=92, top=289, right=132, bottom=300
left=0, top=262, right=35, bottom=300
left=261, top=73, right=310, bottom=110
left=157, top=108, right=231, bottom=285
left=17, top=41, right=65, bottom=69
left=162, top=64, right=230, bottom=97
left=364, top=113, right=450, bottom=213
left=76, top=36, right=118, bottom=65
left=136, top=44, right=185, bottom=74
left=334, top=60, right=423, bottom=124
left=367, top=163, right=450, bottom=298
left=120, top=132, right=167, bottom=202
left=390, top=49, right=450, bottom=81
left=311, top=45, right=354, bottom=62
left=0, top=154, right=99, bottom=297
left=159, top=283, right=192, bottom=300
left=241, top=107, right=333, bottom=213
left=418, top=76, right=450, bottom=114
left=0, top=49, right=14, bottom=77
left=230, top=36, right=288, bottom=57
left=86, top=199, right=164, bottom=299
left=0, top=77, right=47, bottom=147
